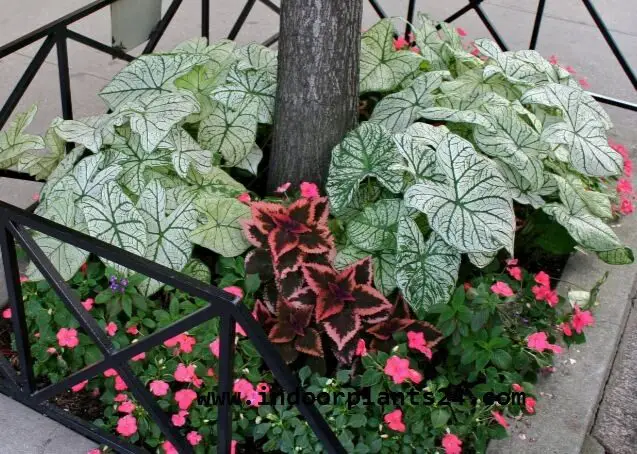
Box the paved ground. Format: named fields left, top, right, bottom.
left=0, top=1, right=636, bottom=453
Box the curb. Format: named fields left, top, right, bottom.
left=487, top=213, right=637, bottom=453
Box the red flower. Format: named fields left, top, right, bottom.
left=384, top=409, right=406, bottom=432
left=534, top=271, right=550, bottom=287
left=407, top=331, right=433, bottom=359
left=105, top=322, right=118, bottom=336
left=56, top=328, right=79, bottom=348
left=171, top=410, right=188, bottom=427
left=174, top=389, right=197, bottom=410
left=525, top=397, right=536, bottom=414
left=393, top=36, right=409, bottom=50
left=118, top=400, right=136, bottom=414
left=491, top=411, right=509, bottom=428
left=300, top=182, right=320, bottom=199
left=491, top=282, right=514, bottom=297
left=163, top=441, right=178, bottom=454
left=512, top=383, right=523, bottom=392
left=104, top=368, right=118, bottom=377
left=71, top=380, right=88, bottom=392
left=384, top=356, right=422, bottom=384
left=526, top=332, right=562, bottom=354
left=355, top=339, right=367, bottom=356
left=571, top=305, right=594, bottom=334
left=115, top=375, right=128, bottom=391
left=81, top=298, right=94, bottom=311
left=126, top=325, right=139, bottom=335
left=150, top=380, right=169, bottom=396
left=116, top=415, right=137, bottom=437
left=559, top=322, right=573, bottom=337
left=2, top=308, right=11, bottom=319
left=187, top=431, right=202, bottom=446
left=507, top=266, right=522, bottom=281
left=442, top=433, right=463, bottom=454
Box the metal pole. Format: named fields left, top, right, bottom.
left=55, top=28, right=73, bottom=121
left=202, top=0, right=210, bottom=40
left=227, top=0, right=257, bottom=40
left=529, top=0, right=546, bottom=49
left=217, top=314, right=236, bottom=454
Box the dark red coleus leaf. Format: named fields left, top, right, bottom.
left=253, top=299, right=275, bottom=329
left=294, top=327, right=323, bottom=357
left=323, top=306, right=361, bottom=351
left=245, top=248, right=273, bottom=280
left=268, top=288, right=315, bottom=344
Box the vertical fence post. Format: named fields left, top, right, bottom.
left=529, top=0, right=546, bottom=50
left=202, top=0, right=210, bottom=41
left=0, top=222, right=36, bottom=394
left=217, top=314, right=236, bottom=453
left=55, top=28, right=73, bottom=121
left=405, top=0, right=416, bottom=38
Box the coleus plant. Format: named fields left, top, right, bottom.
left=326, top=14, right=633, bottom=317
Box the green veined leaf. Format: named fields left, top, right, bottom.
left=412, top=13, right=447, bottom=71
left=360, top=19, right=422, bottom=93
left=198, top=100, right=258, bottom=167
left=420, top=94, right=500, bottom=131
left=597, top=247, right=634, bottom=265
left=174, top=38, right=236, bottom=73
left=160, top=127, right=213, bottom=178
left=396, top=217, right=460, bottom=315
left=405, top=134, right=515, bottom=253
left=99, top=53, right=208, bottom=110
left=52, top=115, right=116, bottom=153
left=393, top=131, right=445, bottom=183
left=115, top=91, right=200, bottom=152
left=369, top=71, right=448, bottom=132
left=235, top=144, right=262, bottom=175
left=184, top=166, right=245, bottom=198
left=136, top=181, right=198, bottom=295
left=17, top=126, right=65, bottom=180
left=334, top=244, right=397, bottom=296
left=560, top=174, right=612, bottom=219
left=326, top=123, right=403, bottom=216
left=468, top=251, right=497, bottom=268
left=26, top=197, right=89, bottom=281
left=235, top=43, right=278, bottom=76
left=211, top=65, right=276, bottom=124
left=520, top=83, right=619, bottom=176
left=49, top=154, right=122, bottom=205
left=439, top=68, right=520, bottom=100
left=347, top=199, right=404, bottom=252
left=496, top=161, right=546, bottom=209
left=80, top=181, right=147, bottom=274
left=175, top=66, right=222, bottom=124
left=0, top=105, right=45, bottom=169
left=181, top=258, right=211, bottom=283
left=40, top=146, right=84, bottom=200
left=190, top=197, right=251, bottom=257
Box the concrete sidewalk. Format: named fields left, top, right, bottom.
left=1, top=1, right=636, bottom=453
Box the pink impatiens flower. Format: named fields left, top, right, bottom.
left=525, top=396, right=536, bottom=414
left=275, top=182, right=291, bottom=193
left=81, top=298, right=94, bottom=311
left=150, top=380, right=169, bottom=397
left=507, top=266, right=522, bottom=281
left=620, top=198, right=634, bottom=215
left=526, top=332, right=562, bottom=354
left=131, top=352, right=146, bottom=362
left=71, top=380, right=88, bottom=392
left=114, top=393, right=128, bottom=402
left=456, top=27, right=467, bottom=37
left=571, top=305, right=594, bottom=334
left=579, top=78, right=590, bottom=89
left=237, top=192, right=251, bottom=204
left=559, top=322, right=573, bottom=337
left=617, top=178, right=633, bottom=194
left=57, top=328, right=79, bottom=348
left=88, top=449, right=101, bottom=454
left=384, top=409, right=406, bottom=432
left=231, top=440, right=238, bottom=454
left=20, top=275, right=28, bottom=283
left=355, top=339, right=367, bottom=356
left=116, top=415, right=138, bottom=437
left=32, top=193, right=40, bottom=202
left=223, top=286, right=244, bottom=299
left=187, top=431, right=202, bottom=446
left=118, top=400, right=136, bottom=414
left=126, top=325, right=139, bottom=335
left=491, top=410, right=509, bottom=428
left=162, top=441, right=178, bottom=454
left=407, top=331, right=433, bottom=360
left=115, top=375, right=128, bottom=391
left=534, top=271, right=550, bottom=287
left=300, top=182, right=320, bottom=199
left=171, top=410, right=188, bottom=427
left=174, top=389, right=198, bottom=410
left=393, top=36, right=409, bottom=50
left=105, top=322, right=118, bottom=336
left=491, top=281, right=514, bottom=297
left=2, top=308, right=11, bottom=319
left=442, top=433, right=463, bottom=454
left=104, top=368, right=118, bottom=377
left=532, top=284, right=559, bottom=307
left=512, top=383, right=523, bottom=392
left=209, top=338, right=220, bottom=357
left=174, top=363, right=197, bottom=383
left=384, top=356, right=422, bottom=384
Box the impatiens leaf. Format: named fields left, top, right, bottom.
left=326, top=123, right=403, bottom=215
left=0, top=105, right=44, bottom=169
left=347, top=199, right=404, bottom=251
left=115, top=91, right=200, bottom=152
left=396, top=217, right=461, bottom=316
left=369, top=71, right=448, bottom=132
left=360, top=19, right=422, bottom=93
left=190, top=196, right=251, bottom=257
left=80, top=181, right=147, bottom=274
left=393, top=131, right=445, bottom=183
left=473, top=105, right=548, bottom=190
left=17, top=126, right=65, bottom=180
left=520, top=84, right=620, bottom=176
left=235, top=43, right=278, bottom=76
left=136, top=181, right=198, bottom=295
left=235, top=144, right=262, bottom=175
left=52, top=115, right=116, bottom=153
left=335, top=244, right=397, bottom=296
left=99, top=53, right=208, bottom=110
left=404, top=134, right=515, bottom=253
left=198, top=100, right=258, bottom=167
left=211, top=65, right=276, bottom=124
left=27, top=197, right=89, bottom=281
left=161, top=127, right=213, bottom=178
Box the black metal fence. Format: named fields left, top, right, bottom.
left=0, top=200, right=346, bottom=454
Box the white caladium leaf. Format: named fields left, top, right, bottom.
left=211, top=65, right=276, bottom=124
left=326, top=123, right=403, bottom=215
left=335, top=244, right=397, bottom=296
left=235, top=144, right=262, bottom=175
left=542, top=175, right=622, bottom=252
left=360, top=19, right=422, bottom=93
left=405, top=134, right=515, bottom=253
left=440, top=68, right=520, bottom=100
left=405, top=123, right=449, bottom=149
left=161, top=127, right=213, bottom=178
left=52, top=115, right=116, bottom=153
left=185, top=167, right=246, bottom=198
left=175, top=66, right=221, bottom=124
left=107, top=133, right=171, bottom=194
left=420, top=95, right=498, bottom=131
left=468, top=251, right=497, bottom=268
left=412, top=13, right=447, bottom=71
left=597, top=248, right=634, bottom=265
left=562, top=174, right=612, bottom=219
left=333, top=183, right=382, bottom=223
left=235, top=43, right=278, bottom=76
left=80, top=181, right=147, bottom=274
left=347, top=199, right=404, bottom=251
left=198, top=100, right=258, bottom=167
left=27, top=197, right=89, bottom=281
left=369, top=71, right=448, bottom=132
left=40, top=146, right=84, bottom=200
left=115, top=91, right=199, bottom=152
left=496, top=161, right=546, bottom=208
left=190, top=196, right=251, bottom=257
left=17, top=126, right=65, bottom=180
left=396, top=217, right=461, bottom=315
left=474, top=105, right=548, bottom=190
left=50, top=154, right=122, bottom=205
left=181, top=258, right=212, bottom=283
left=99, top=53, right=208, bottom=110
left=0, top=105, right=45, bottom=169
left=510, top=100, right=543, bottom=133
left=393, top=132, right=445, bottom=183
left=136, top=181, right=198, bottom=295
left=174, top=37, right=236, bottom=70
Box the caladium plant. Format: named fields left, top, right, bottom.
left=327, top=14, right=633, bottom=316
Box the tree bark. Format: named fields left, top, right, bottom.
left=268, top=0, right=363, bottom=192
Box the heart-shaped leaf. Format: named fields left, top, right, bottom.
left=405, top=134, right=515, bottom=253
left=326, top=123, right=403, bottom=216
left=396, top=216, right=461, bottom=315
left=235, top=144, right=263, bottom=175
left=440, top=68, right=519, bottom=100
left=0, top=105, right=45, bottom=169
left=235, top=43, right=278, bottom=76
left=347, top=199, right=404, bottom=251
left=52, top=115, right=117, bottom=153
left=160, top=127, right=213, bottom=178
left=393, top=131, right=445, bottom=183
left=190, top=196, right=251, bottom=257
left=49, top=154, right=122, bottom=205
left=17, top=126, right=65, bottom=180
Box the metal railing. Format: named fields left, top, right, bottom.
left=0, top=200, right=346, bottom=454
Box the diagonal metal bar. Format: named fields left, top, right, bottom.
left=217, top=314, right=236, bottom=454
left=262, top=32, right=280, bottom=47
left=368, top=0, right=389, bottom=20
left=473, top=2, right=508, bottom=51
left=0, top=34, right=55, bottom=130
left=259, top=0, right=280, bottom=14
left=66, top=29, right=135, bottom=62
left=445, top=2, right=476, bottom=23
left=592, top=93, right=637, bottom=112
left=143, top=0, right=184, bottom=54
left=580, top=0, right=637, bottom=89
left=529, top=0, right=547, bottom=50
left=228, top=0, right=258, bottom=40
left=0, top=224, right=36, bottom=394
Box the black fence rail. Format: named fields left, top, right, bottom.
left=0, top=200, right=346, bottom=454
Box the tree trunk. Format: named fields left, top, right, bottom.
left=268, top=0, right=363, bottom=192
